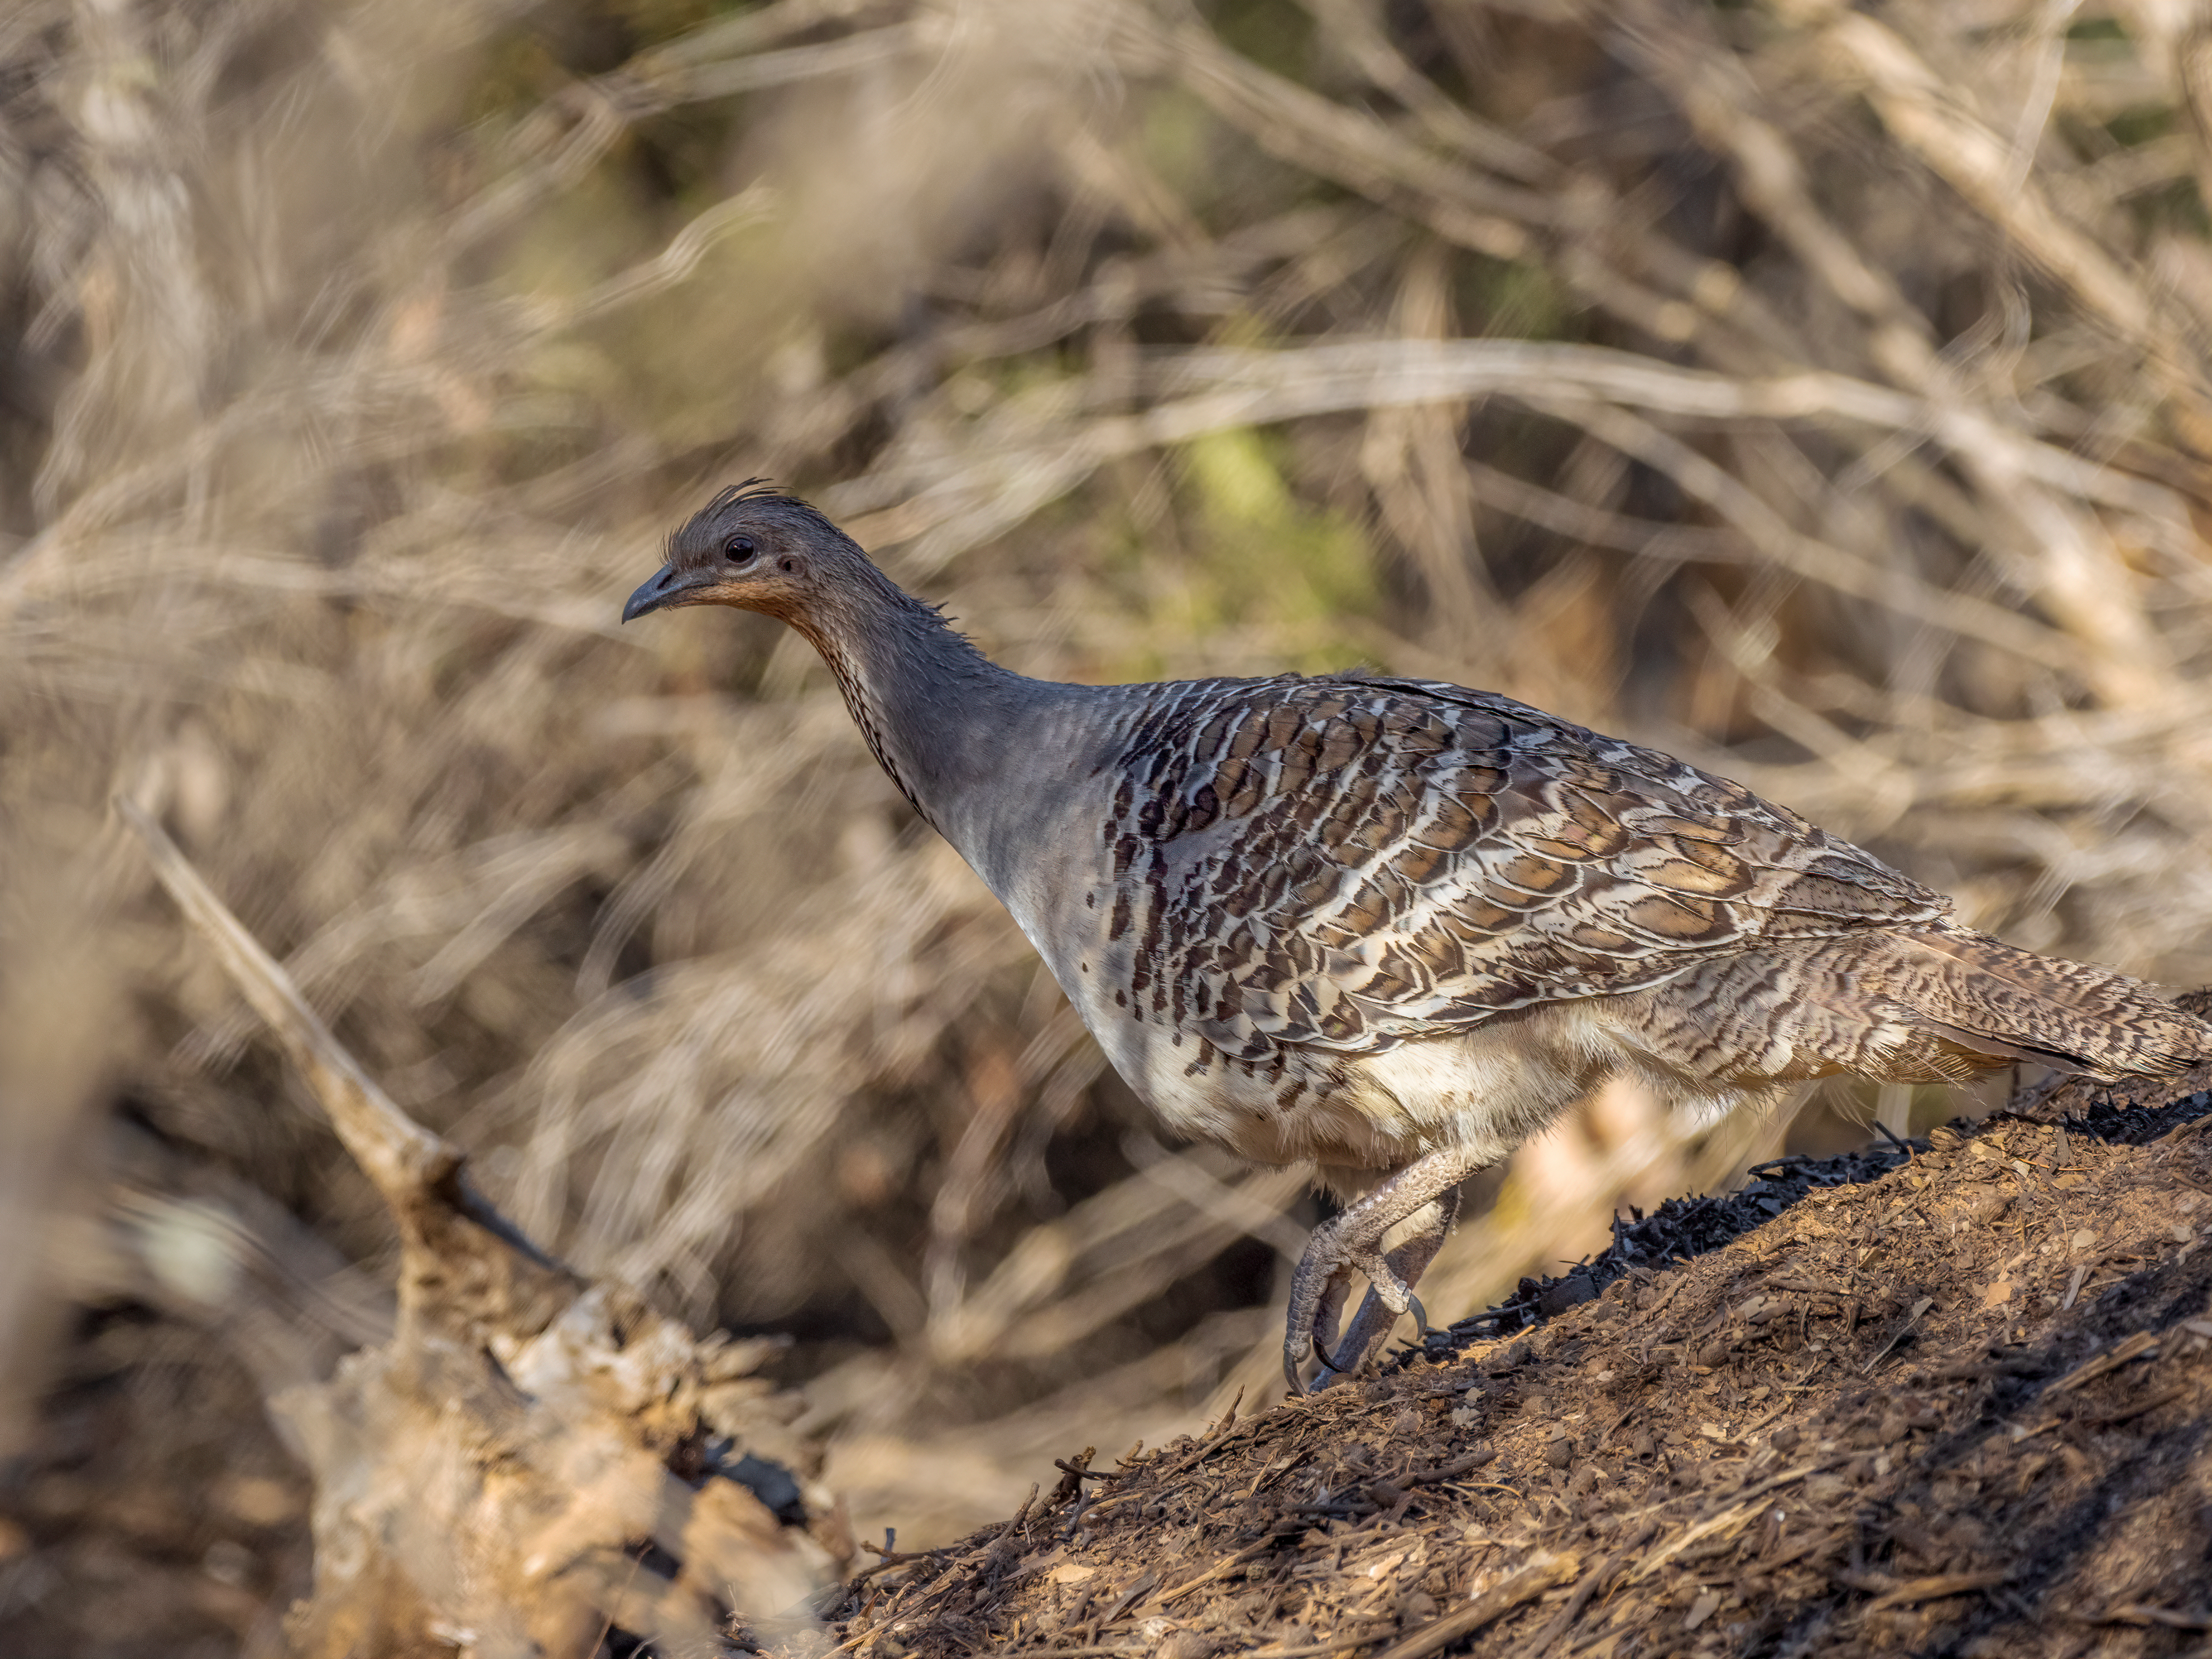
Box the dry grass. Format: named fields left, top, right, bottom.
left=7, top=0, right=2212, bottom=1624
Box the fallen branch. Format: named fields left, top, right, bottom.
left=118, top=797, right=849, bottom=1659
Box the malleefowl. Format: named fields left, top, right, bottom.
left=622, top=482, right=2212, bottom=1392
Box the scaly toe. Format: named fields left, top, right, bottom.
left=1349, top=1248, right=1415, bottom=1316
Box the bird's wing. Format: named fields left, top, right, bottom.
left=1101, top=674, right=1949, bottom=1057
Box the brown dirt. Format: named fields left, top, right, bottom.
left=839, top=1056, right=2212, bottom=1659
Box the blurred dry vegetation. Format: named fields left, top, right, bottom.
left=7, top=0, right=2212, bottom=1651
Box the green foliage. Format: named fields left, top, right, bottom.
left=1462, top=257, right=1575, bottom=344
left=1140, top=88, right=1214, bottom=206
left=1206, top=0, right=1317, bottom=80
left=1103, top=428, right=1379, bottom=679
left=609, top=0, right=754, bottom=46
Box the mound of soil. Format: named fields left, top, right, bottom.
left=839, top=1049, right=2212, bottom=1659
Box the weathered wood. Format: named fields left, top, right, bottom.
left=123, top=799, right=850, bottom=1658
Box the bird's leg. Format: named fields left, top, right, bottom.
left=1283, top=1148, right=1485, bottom=1395
left=1312, top=1186, right=1463, bottom=1389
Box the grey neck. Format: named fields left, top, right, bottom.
left=797, top=568, right=1067, bottom=839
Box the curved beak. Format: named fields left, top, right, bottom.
left=622, top=563, right=719, bottom=623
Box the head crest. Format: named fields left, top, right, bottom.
left=669, top=478, right=847, bottom=560
left=701, top=477, right=786, bottom=516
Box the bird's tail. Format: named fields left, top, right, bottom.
left=1877, top=923, right=2211, bottom=1082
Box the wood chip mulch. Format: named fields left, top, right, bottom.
left=833, top=1040, right=2212, bottom=1659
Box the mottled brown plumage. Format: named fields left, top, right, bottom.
left=624, top=486, right=2212, bottom=1393
left=1094, top=671, right=2195, bottom=1082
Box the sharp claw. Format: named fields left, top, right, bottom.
left=1408, top=1293, right=1430, bottom=1336
left=1313, top=1274, right=1351, bottom=1358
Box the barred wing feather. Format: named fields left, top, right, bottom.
left=1099, top=675, right=1950, bottom=1060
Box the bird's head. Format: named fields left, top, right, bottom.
left=621, top=479, right=858, bottom=626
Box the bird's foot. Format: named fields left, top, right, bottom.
left=1282, top=1227, right=1418, bottom=1394
left=1282, top=1165, right=1473, bottom=1394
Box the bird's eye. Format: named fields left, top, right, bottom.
left=724, top=537, right=756, bottom=564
